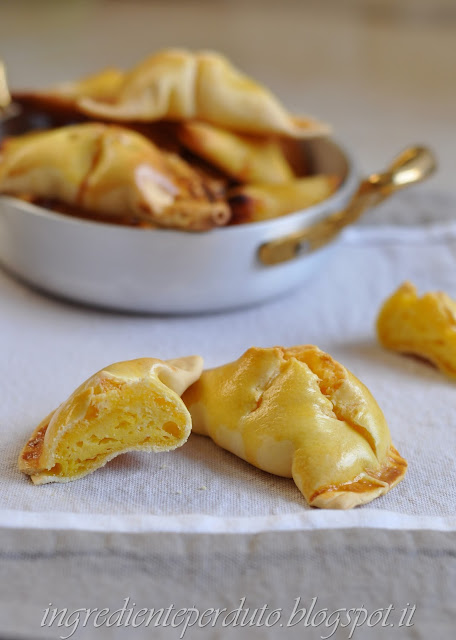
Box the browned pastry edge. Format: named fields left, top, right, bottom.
left=309, top=445, right=407, bottom=506
left=18, top=412, right=53, bottom=476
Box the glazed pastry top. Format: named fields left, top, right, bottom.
left=183, top=346, right=407, bottom=509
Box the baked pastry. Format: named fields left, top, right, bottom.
left=18, top=356, right=203, bottom=484
left=377, top=281, right=456, bottom=379
left=12, top=67, right=124, bottom=117
left=0, top=123, right=230, bottom=230
left=183, top=346, right=407, bottom=509
left=228, top=176, right=339, bottom=223
left=66, top=49, right=329, bottom=138
left=0, top=61, right=11, bottom=110
left=178, top=121, right=294, bottom=184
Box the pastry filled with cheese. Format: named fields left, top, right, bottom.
left=18, top=356, right=203, bottom=484
left=377, top=281, right=456, bottom=379
left=178, top=121, right=294, bottom=184
left=27, top=49, right=329, bottom=138
left=228, top=176, right=339, bottom=223
left=0, top=123, right=230, bottom=230
left=183, top=346, right=406, bottom=509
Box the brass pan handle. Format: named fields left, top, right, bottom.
left=258, top=145, right=437, bottom=266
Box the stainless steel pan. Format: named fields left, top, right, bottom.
left=0, top=109, right=436, bottom=313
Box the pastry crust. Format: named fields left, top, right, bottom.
left=178, top=121, right=294, bottom=184
left=0, top=123, right=230, bottom=230
left=377, top=281, right=456, bottom=379
left=228, top=176, right=340, bottom=223
left=18, top=356, right=203, bottom=484
left=42, top=49, right=330, bottom=138
left=182, top=346, right=406, bottom=509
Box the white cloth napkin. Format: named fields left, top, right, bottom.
left=1, top=193, right=456, bottom=534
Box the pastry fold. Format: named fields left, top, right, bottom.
left=377, top=281, right=456, bottom=379
left=183, top=346, right=406, bottom=509
left=18, top=356, right=203, bottom=484
left=178, top=121, right=294, bottom=184
left=228, top=176, right=339, bottom=223
left=0, top=123, right=230, bottom=230
left=38, top=49, right=330, bottom=138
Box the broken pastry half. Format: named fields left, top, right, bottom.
left=0, top=123, right=230, bottom=230
left=18, top=356, right=203, bottom=485
left=377, top=281, right=456, bottom=379
left=228, top=175, right=340, bottom=223
left=178, top=121, right=294, bottom=184
left=42, top=49, right=329, bottom=138
left=183, top=346, right=406, bottom=509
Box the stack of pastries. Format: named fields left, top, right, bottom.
left=1, top=49, right=339, bottom=230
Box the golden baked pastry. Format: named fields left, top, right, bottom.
left=228, top=176, right=339, bottom=223
left=178, top=121, right=294, bottom=184
left=72, top=49, right=329, bottom=137
left=0, top=123, right=230, bottom=230
left=19, top=356, right=203, bottom=484
left=183, top=346, right=407, bottom=509
left=12, top=67, right=125, bottom=117
left=377, top=281, right=456, bottom=379
left=0, top=61, right=11, bottom=110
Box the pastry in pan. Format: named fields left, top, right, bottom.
left=12, top=67, right=125, bottom=118
left=228, top=175, right=339, bottom=223
left=183, top=346, right=407, bottom=509
left=377, top=281, right=456, bottom=379
left=178, top=121, right=294, bottom=184
left=56, top=49, right=329, bottom=138
left=0, top=123, right=230, bottom=230
left=18, top=356, right=203, bottom=484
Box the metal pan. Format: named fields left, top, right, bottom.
left=0, top=108, right=436, bottom=313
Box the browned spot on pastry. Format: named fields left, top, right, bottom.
left=18, top=412, right=54, bottom=475
left=20, top=421, right=48, bottom=462
left=309, top=446, right=407, bottom=502
left=228, top=192, right=255, bottom=225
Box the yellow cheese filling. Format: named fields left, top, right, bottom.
left=45, top=382, right=186, bottom=479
